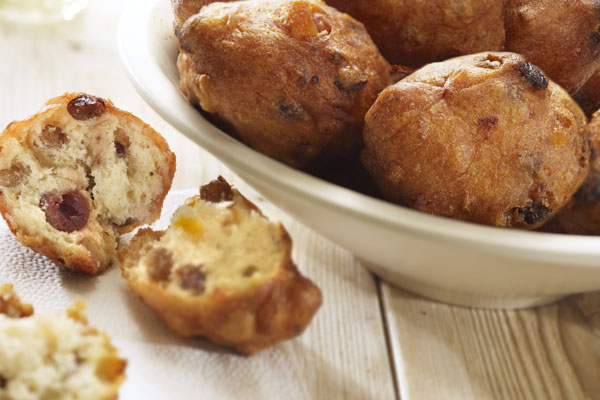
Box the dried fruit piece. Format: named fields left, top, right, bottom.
left=147, top=248, right=173, bottom=281
left=0, top=164, right=25, bottom=188
left=39, top=125, right=66, bottom=148
left=515, top=202, right=551, bottom=225
left=176, top=264, right=206, bottom=295
left=40, top=190, right=90, bottom=233
left=200, top=178, right=233, bottom=203
left=67, top=95, right=106, bottom=120
left=476, top=116, right=499, bottom=131
left=243, top=265, right=258, bottom=277
left=516, top=62, right=548, bottom=90
left=279, top=101, right=305, bottom=121
left=115, top=142, right=127, bottom=158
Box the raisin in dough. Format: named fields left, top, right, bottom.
left=0, top=93, right=176, bottom=274
left=119, top=177, right=322, bottom=355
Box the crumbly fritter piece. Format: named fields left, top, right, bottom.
left=0, top=93, right=176, bottom=274
left=0, top=284, right=33, bottom=319
left=0, top=296, right=126, bottom=400
left=120, top=177, right=322, bottom=354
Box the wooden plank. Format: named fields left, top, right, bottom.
left=382, top=284, right=600, bottom=400
left=0, top=2, right=398, bottom=399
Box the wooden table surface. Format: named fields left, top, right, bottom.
left=1, top=2, right=599, bottom=399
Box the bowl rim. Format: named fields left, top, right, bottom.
left=117, top=0, right=600, bottom=268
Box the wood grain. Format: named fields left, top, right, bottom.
left=383, top=284, right=600, bottom=400
left=0, top=3, right=397, bottom=399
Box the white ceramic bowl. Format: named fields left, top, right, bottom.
left=118, top=0, right=600, bottom=309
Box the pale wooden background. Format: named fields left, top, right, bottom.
left=1, top=1, right=599, bottom=399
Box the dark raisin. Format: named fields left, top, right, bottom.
left=176, top=264, right=206, bottom=295
left=115, top=141, right=127, bottom=158
left=200, top=178, right=233, bottom=203
left=334, top=78, right=368, bottom=93
left=279, top=102, right=305, bottom=121
left=39, top=125, right=66, bottom=147
left=67, top=95, right=106, bottom=120
left=311, top=76, right=320, bottom=84
left=147, top=248, right=173, bottom=281
left=40, top=190, right=90, bottom=232
left=515, top=202, right=551, bottom=225
left=476, top=116, right=499, bottom=131
left=0, top=374, right=6, bottom=388
left=516, top=62, right=548, bottom=90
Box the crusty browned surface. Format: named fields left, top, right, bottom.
left=574, top=67, right=600, bottom=119
left=119, top=179, right=322, bottom=355
left=325, top=0, right=505, bottom=68
left=0, top=93, right=176, bottom=274
left=0, top=283, right=33, bottom=318
left=362, top=52, right=589, bottom=228
left=548, top=112, right=600, bottom=235
left=177, top=0, right=391, bottom=170
left=504, top=0, right=600, bottom=94
left=171, top=0, right=236, bottom=32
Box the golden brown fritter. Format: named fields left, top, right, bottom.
left=362, top=52, right=589, bottom=228
left=504, top=0, right=600, bottom=94
left=324, top=0, right=505, bottom=68
left=574, top=67, right=600, bottom=119
left=548, top=112, right=600, bottom=235
left=176, top=0, right=391, bottom=169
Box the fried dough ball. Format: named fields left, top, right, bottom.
left=548, top=112, right=600, bottom=235
left=574, top=68, right=600, bottom=119
left=504, top=0, right=600, bottom=94
left=324, top=0, right=505, bottom=68
left=362, top=52, right=589, bottom=228
left=177, top=0, right=391, bottom=169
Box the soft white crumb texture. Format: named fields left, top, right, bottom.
left=0, top=314, right=117, bottom=400
left=132, top=193, right=287, bottom=296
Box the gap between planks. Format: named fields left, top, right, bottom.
left=381, top=284, right=600, bottom=400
